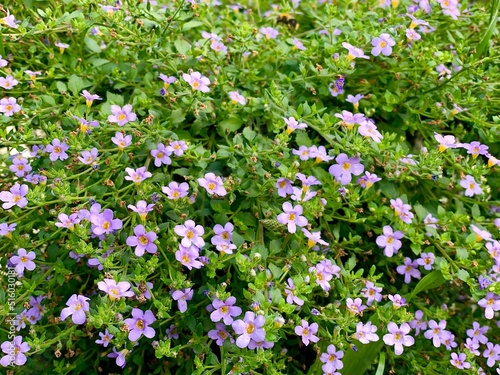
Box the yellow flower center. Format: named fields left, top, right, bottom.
left=157, top=152, right=164, bottom=159
left=395, top=333, right=401, bottom=341
left=279, top=181, right=287, bottom=188
left=193, top=81, right=200, bottom=88
left=222, top=232, right=229, bottom=240
left=102, top=221, right=111, bottom=230
left=208, top=182, right=216, bottom=190
left=74, top=303, right=82, bottom=311
left=17, top=165, right=24, bottom=170
left=54, top=146, right=61, bottom=153
left=20, top=256, right=28, bottom=263
left=329, top=354, right=337, bottom=361
left=220, top=306, right=229, bottom=314
left=173, top=191, right=180, bottom=198
left=182, top=254, right=190, bottom=263
left=380, top=41, right=387, bottom=48
left=118, top=113, right=126, bottom=121
left=288, top=213, right=295, bottom=221
left=218, top=330, right=227, bottom=339
left=6, top=105, right=12, bottom=111
left=387, top=237, right=393, bottom=244
left=246, top=323, right=255, bottom=334
left=13, top=195, right=20, bottom=202
left=186, top=230, right=194, bottom=239
left=136, top=320, right=144, bottom=330
left=343, top=162, right=351, bottom=171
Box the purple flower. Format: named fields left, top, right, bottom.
left=78, top=148, right=99, bottom=165
left=376, top=225, right=404, bottom=257
left=166, top=324, right=179, bottom=339
left=210, top=40, right=227, bottom=53
left=45, top=138, right=69, bottom=161
left=98, top=279, right=134, bottom=300
left=0, top=75, right=19, bottom=89
left=127, top=200, right=155, bottom=221
left=450, top=352, right=471, bottom=370
left=390, top=198, right=414, bottom=224
left=292, top=145, right=313, bottom=161
left=388, top=294, right=406, bottom=308
left=10, top=248, right=36, bottom=275
left=357, top=172, right=382, bottom=188
left=361, top=281, right=382, bottom=306
left=124, top=308, right=156, bottom=341
left=383, top=322, right=414, bottom=355
left=211, top=222, right=234, bottom=245
left=159, top=74, right=176, bottom=88
left=175, top=244, right=203, bottom=270
left=107, top=347, right=130, bottom=368
left=295, top=319, right=319, bottom=346
left=478, top=292, right=500, bottom=319
left=0, top=97, right=21, bottom=116
left=302, top=228, right=328, bottom=248
left=0, top=183, right=29, bottom=209
left=151, top=143, right=173, bottom=167
left=108, top=104, right=137, bottom=126
left=162, top=181, right=189, bottom=200
left=81, top=90, right=102, bottom=107
left=73, top=116, right=99, bottom=133
left=55, top=213, right=80, bottom=230
left=0, top=222, right=16, bottom=238
left=434, top=133, right=458, bottom=151
left=424, top=320, right=447, bottom=347
left=210, top=296, right=242, bottom=325
left=232, top=312, right=266, bottom=348
left=343, top=42, right=369, bottom=60
left=169, top=140, right=188, bottom=156
left=346, top=94, right=364, bottom=107
left=292, top=38, right=306, bottom=51
left=483, top=342, right=500, bottom=367
left=460, top=175, right=483, bottom=197
left=259, top=27, right=279, bottom=39
left=354, top=322, right=379, bottom=344
left=319, top=344, right=344, bottom=372
left=0, top=336, right=30, bottom=366
left=125, top=167, right=152, bottom=183
left=172, top=288, right=193, bottom=313
left=371, top=33, right=395, bottom=56
left=208, top=323, right=233, bottom=346
left=346, top=298, right=366, bottom=315
left=276, top=178, right=294, bottom=197
left=90, top=209, right=123, bottom=236
left=358, top=121, right=383, bottom=143
left=174, top=220, right=205, bottom=248
left=284, top=278, right=304, bottom=306
left=409, top=310, right=427, bottom=335
left=396, top=257, right=421, bottom=283
left=9, top=157, right=31, bottom=177
left=111, top=132, right=132, bottom=150
left=328, top=154, right=364, bottom=185
left=95, top=329, right=113, bottom=347
left=283, top=116, right=307, bottom=134
left=198, top=173, right=227, bottom=196
left=126, top=225, right=157, bottom=256
left=277, top=202, right=308, bottom=233
left=182, top=71, right=210, bottom=92
left=416, top=252, right=435, bottom=270
left=228, top=91, right=246, bottom=105
left=60, top=294, right=90, bottom=324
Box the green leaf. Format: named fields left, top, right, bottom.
left=84, top=37, right=102, bottom=53
left=242, top=127, right=256, bottom=141
left=474, top=0, right=500, bottom=58
left=56, top=81, right=67, bottom=93
left=174, top=39, right=191, bottom=55
left=471, top=204, right=481, bottom=219
left=409, top=270, right=446, bottom=300
left=171, top=108, right=185, bottom=125
left=68, top=74, right=84, bottom=96
left=219, top=117, right=243, bottom=132
left=182, top=20, right=204, bottom=31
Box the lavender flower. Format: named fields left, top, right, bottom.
left=0, top=97, right=21, bottom=116
left=90, top=209, right=123, bottom=236
left=283, top=116, right=307, bottom=134
left=376, top=225, right=404, bottom=257
left=45, top=139, right=69, bottom=161
left=361, top=281, right=382, bottom=306
left=151, top=143, right=173, bottom=167
left=125, top=167, right=152, bottom=183
left=450, top=352, right=471, bottom=370
left=0, top=336, right=30, bottom=366
left=174, top=220, right=205, bottom=248
left=78, top=148, right=99, bottom=165
left=460, top=175, right=483, bottom=197
left=383, top=322, right=414, bottom=355
left=108, top=104, right=137, bottom=126
left=228, top=91, right=246, bottom=105
left=81, top=90, right=102, bottom=107
left=0, top=222, right=16, bottom=238
left=328, top=154, right=365, bottom=185
left=210, top=296, right=242, bottom=325
left=97, top=279, right=134, bottom=300
left=294, top=319, right=319, bottom=346
left=10, top=157, right=31, bottom=177
left=55, top=213, right=80, bottom=230
left=172, top=288, right=193, bottom=313
left=127, top=200, right=155, bottom=221
left=355, top=322, right=379, bottom=344
left=284, top=278, right=304, bottom=306
left=182, top=71, right=210, bottom=92
left=277, top=202, right=308, bottom=233
left=232, top=312, right=266, bottom=349
left=0, top=183, right=29, bottom=209
left=371, top=33, right=395, bottom=56
left=319, top=344, right=344, bottom=372
left=126, top=225, right=158, bottom=256
left=95, top=329, right=113, bottom=347
left=162, top=182, right=189, bottom=200
left=124, top=308, right=156, bottom=341
left=208, top=323, right=233, bottom=346
left=107, top=347, right=130, bottom=368
left=478, top=292, right=500, bottom=319
left=10, top=248, right=36, bottom=275
left=111, top=132, right=132, bottom=150
left=175, top=245, right=203, bottom=270
left=396, top=257, right=421, bottom=283
left=60, top=294, right=90, bottom=324
left=198, top=173, right=227, bottom=196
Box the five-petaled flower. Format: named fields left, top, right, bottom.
left=60, top=294, right=90, bottom=325
left=108, top=104, right=137, bottom=126
left=124, top=308, right=156, bottom=341
left=295, top=319, right=319, bottom=346
left=277, top=202, right=308, bottom=233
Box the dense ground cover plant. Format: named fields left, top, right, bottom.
left=1, top=0, right=500, bottom=373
